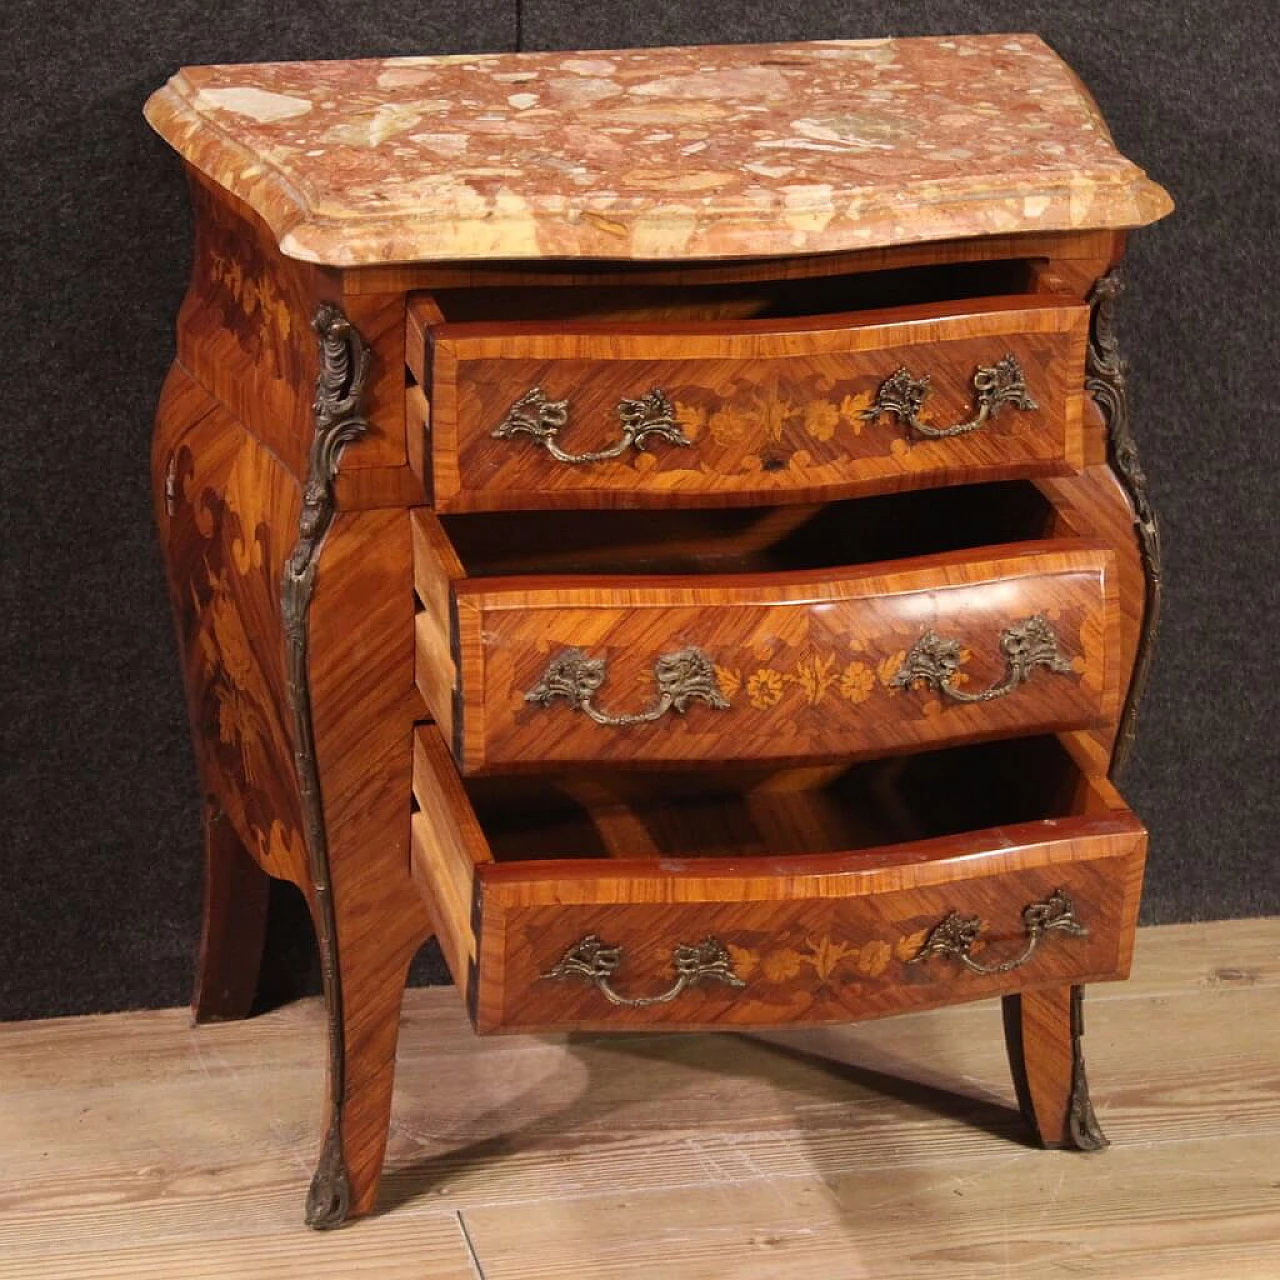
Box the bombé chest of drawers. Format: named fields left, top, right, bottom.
left=145, top=35, right=1172, bottom=1228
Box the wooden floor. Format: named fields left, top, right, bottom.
left=1, top=919, right=1277, bottom=1279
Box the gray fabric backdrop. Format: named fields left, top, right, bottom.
left=1, top=1, right=1275, bottom=1020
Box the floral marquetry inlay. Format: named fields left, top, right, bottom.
left=727, top=929, right=930, bottom=987
left=674, top=388, right=875, bottom=454
left=163, top=425, right=309, bottom=888
left=718, top=651, right=912, bottom=712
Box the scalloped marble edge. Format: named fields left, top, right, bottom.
left=143, top=42, right=1174, bottom=268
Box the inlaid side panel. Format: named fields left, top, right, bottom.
left=428, top=298, right=1088, bottom=510
left=177, top=171, right=412, bottom=500
left=450, top=543, right=1119, bottom=772
left=307, top=507, right=435, bottom=1219
left=152, top=366, right=308, bottom=887
left=1041, top=463, right=1150, bottom=773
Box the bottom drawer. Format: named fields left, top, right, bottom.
left=411, top=730, right=1146, bottom=1034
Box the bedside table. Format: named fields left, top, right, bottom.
left=144, top=34, right=1171, bottom=1228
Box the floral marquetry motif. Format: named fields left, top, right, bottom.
left=468, top=554, right=1110, bottom=771
left=730, top=653, right=903, bottom=711
left=147, top=31, right=1170, bottom=1227
left=158, top=411, right=308, bottom=889
left=495, top=852, right=1137, bottom=1032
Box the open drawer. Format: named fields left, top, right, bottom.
left=413, top=482, right=1122, bottom=774
left=411, top=728, right=1147, bottom=1034
left=408, top=263, right=1090, bottom=512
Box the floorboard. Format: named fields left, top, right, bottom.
left=1, top=919, right=1276, bottom=1279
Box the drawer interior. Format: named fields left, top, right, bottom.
left=435, top=480, right=1058, bottom=580
left=417, top=258, right=1039, bottom=328
left=438, top=734, right=1122, bottom=865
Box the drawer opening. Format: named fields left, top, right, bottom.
left=435, top=480, right=1056, bottom=580
left=455, top=735, right=1122, bottom=864
left=414, top=259, right=1039, bottom=329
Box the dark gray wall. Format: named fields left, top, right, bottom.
left=1, top=2, right=1275, bottom=1021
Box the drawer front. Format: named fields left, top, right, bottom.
left=409, top=725, right=1147, bottom=1036
left=424, top=297, right=1089, bottom=511
left=446, top=541, right=1119, bottom=774
left=476, top=835, right=1146, bottom=1033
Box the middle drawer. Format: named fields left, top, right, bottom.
left=414, top=484, right=1120, bottom=775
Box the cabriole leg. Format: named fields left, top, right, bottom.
left=191, top=802, right=270, bottom=1023
left=1002, top=984, right=1108, bottom=1150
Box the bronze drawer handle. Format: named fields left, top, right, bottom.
left=892, top=613, right=1073, bottom=704
left=542, top=934, right=747, bottom=1007
left=909, top=890, right=1089, bottom=975
left=862, top=353, right=1038, bottom=440
left=492, top=385, right=693, bottom=464
left=525, top=646, right=730, bottom=727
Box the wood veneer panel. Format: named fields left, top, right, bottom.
left=1040, top=465, right=1151, bottom=772
left=482, top=836, right=1144, bottom=1033
left=152, top=370, right=308, bottom=889
left=423, top=295, right=1088, bottom=511
left=307, top=507, right=434, bottom=1217
left=177, top=171, right=421, bottom=513
left=354, top=227, right=1123, bottom=294
left=3, top=922, right=1273, bottom=1276
left=409, top=727, right=1146, bottom=1034
left=428, top=532, right=1119, bottom=773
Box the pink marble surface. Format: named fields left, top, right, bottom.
left=144, top=35, right=1172, bottom=267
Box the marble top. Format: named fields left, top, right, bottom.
left=144, top=36, right=1172, bottom=267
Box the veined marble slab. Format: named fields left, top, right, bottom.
left=144, top=35, right=1172, bottom=266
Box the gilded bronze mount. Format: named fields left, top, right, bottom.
left=282, top=304, right=372, bottom=1231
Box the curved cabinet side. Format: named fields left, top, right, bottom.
left=152, top=365, right=310, bottom=890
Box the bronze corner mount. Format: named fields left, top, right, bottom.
left=282, top=303, right=373, bottom=1230
left=1086, top=269, right=1162, bottom=779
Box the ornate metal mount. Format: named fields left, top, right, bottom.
left=163, top=452, right=180, bottom=516
left=892, top=613, right=1073, bottom=704
left=1066, top=986, right=1109, bottom=1150
left=542, top=934, right=747, bottom=1007
left=910, top=890, right=1089, bottom=976
left=862, top=353, right=1038, bottom=440
left=525, top=646, right=730, bottom=727
left=1087, top=270, right=1161, bottom=778
left=282, top=304, right=372, bottom=1231
left=491, top=385, right=693, bottom=464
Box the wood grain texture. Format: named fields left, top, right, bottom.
left=190, top=804, right=270, bottom=1024
left=152, top=164, right=1159, bottom=1230
left=176, top=172, right=332, bottom=482
left=410, top=727, right=1146, bottom=1034
left=154, top=362, right=434, bottom=1218
left=152, top=368, right=309, bottom=893
left=1039, top=463, right=1150, bottom=772
left=423, top=296, right=1088, bottom=511
left=177, top=171, right=421, bottom=512
left=1003, top=984, right=1084, bottom=1147
left=416, top=520, right=1120, bottom=772
left=2, top=919, right=1273, bottom=1277
left=349, top=227, right=1125, bottom=294
left=307, top=507, right=435, bottom=1218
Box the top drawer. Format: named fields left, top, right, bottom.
left=410, top=292, right=1089, bottom=512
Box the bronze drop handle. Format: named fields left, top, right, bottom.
left=909, top=890, right=1089, bottom=975
left=862, top=353, right=1038, bottom=440
left=524, top=646, right=730, bottom=727
left=542, top=935, right=746, bottom=1007
left=492, top=385, right=693, bottom=464
left=893, top=613, right=1073, bottom=704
